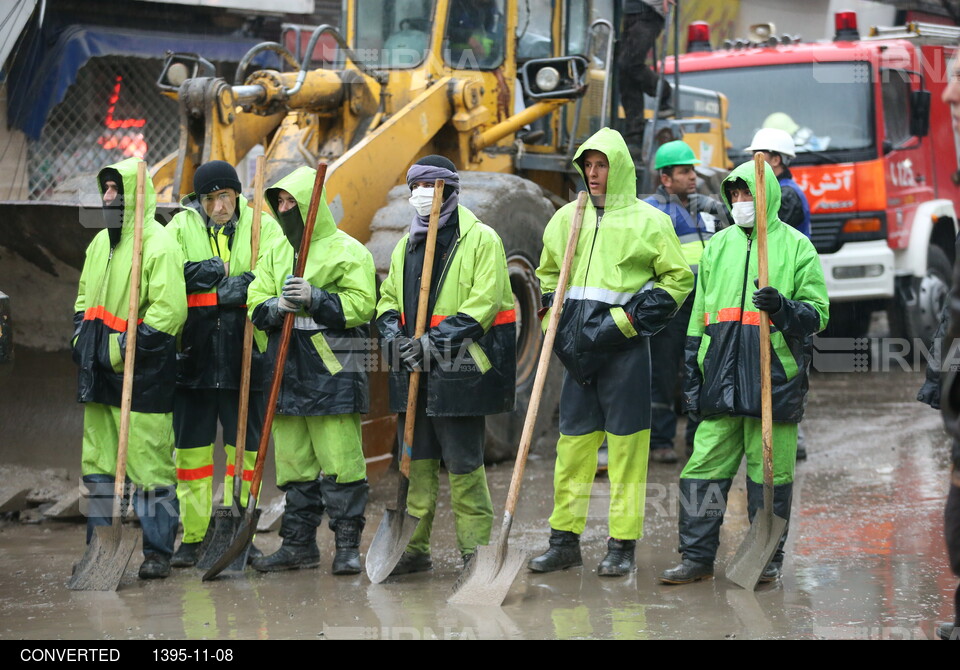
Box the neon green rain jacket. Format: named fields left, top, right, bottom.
left=247, top=167, right=377, bottom=416
left=682, top=160, right=829, bottom=422
left=72, top=157, right=187, bottom=413
left=537, top=127, right=693, bottom=384
left=166, top=193, right=282, bottom=389
left=376, top=206, right=516, bottom=416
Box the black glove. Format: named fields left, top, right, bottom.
left=183, top=257, right=227, bottom=291
left=217, top=271, right=255, bottom=306
left=752, top=281, right=783, bottom=314
left=397, top=335, right=427, bottom=372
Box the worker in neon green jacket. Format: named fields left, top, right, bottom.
left=530, top=128, right=693, bottom=577
left=247, top=166, right=377, bottom=576
left=72, top=157, right=187, bottom=579
left=165, top=161, right=283, bottom=568
left=376, top=155, right=516, bottom=575
left=660, top=160, right=829, bottom=586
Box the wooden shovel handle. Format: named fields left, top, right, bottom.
left=249, top=162, right=327, bottom=504
left=503, top=192, right=588, bottom=517
left=232, top=155, right=265, bottom=495
left=113, top=161, right=146, bottom=516
left=754, top=154, right=774, bottom=492
left=399, top=179, right=445, bottom=479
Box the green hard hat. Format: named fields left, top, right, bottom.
left=654, top=140, right=701, bottom=170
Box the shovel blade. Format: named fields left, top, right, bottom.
left=196, top=504, right=242, bottom=571
left=365, top=508, right=420, bottom=584
left=725, top=511, right=788, bottom=590
left=202, top=508, right=260, bottom=581
left=447, top=542, right=528, bottom=606
left=67, top=522, right=141, bottom=591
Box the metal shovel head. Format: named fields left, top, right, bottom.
left=447, top=542, right=528, bottom=606
left=67, top=522, right=141, bottom=591
left=365, top=507, right=420, bottom=584
left=202, top=507, right=260, bottom=581
left=196, top=504, right=242, bottom=571
left=725, top=510, right=788, bottom=590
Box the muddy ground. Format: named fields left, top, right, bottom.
left=0, top=347, right=956, bottom=640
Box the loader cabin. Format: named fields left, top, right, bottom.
left=337, top=0, right=612, bottom=177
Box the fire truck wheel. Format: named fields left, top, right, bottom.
left=888, top=243, right=952, bottom=353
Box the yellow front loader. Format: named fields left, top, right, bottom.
left=144, top=0, right=731, bottom=472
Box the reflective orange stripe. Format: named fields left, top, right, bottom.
left=84, top=305, right=143, bottom=332
left=718, top=307, right=742, bottom=323
left=402, top=310, right=517, bottom=328
left=187, top=293, right=217, bottom=308
left=226, top=465, right=255, bottom=482
left=705, top=308, right=761, bottom=326
left=177, top=465, right=214, bottom=481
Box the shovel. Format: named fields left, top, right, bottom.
left=68, top=160, right=147, bottom=591
left=448, top=192, right=589, bottom=606
left=203, top=162, right=328, bottom=581
left=366, top=179, right=445, bottom=584
left=725, top=154, right=788, bottom=590
left=196, top=155, right=266, bottom=573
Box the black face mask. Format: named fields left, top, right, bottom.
left=279, top=207, right=305, bottom=252
left=102, top=196, right=124, bottom=247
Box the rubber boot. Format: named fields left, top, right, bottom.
left=137, top=485, right=179, bottom=560
left=330, top=519, right=363, bottom=575
left=660, top=478, right=730, bottom=583
left=746, top=479, right=793, bottom=582
left=404, top=460, right=440, bottom=556
left=660, top=558, right=714, bottom=584
left=320, top=476, right=369, bottom=575
left=135, top=485, right=178, bottom=580
left=170, top=541, right=204, bottom=568
left=390, top=551, right=433, bottom=575
left=138, top=553, right=171, bottom=579
left=677, top=478, right=732, bottom=566
left=449, top=465, right=494, bottom=557
left=252, top=480, right=322, bottom=572
left=527, top=529, right=582, bottom=573
left=597, top=538, right=636, bottom=577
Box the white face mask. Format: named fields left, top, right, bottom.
left=731, top=201, right=756, bottom=228
left=409, top=186, right=436, bottom=216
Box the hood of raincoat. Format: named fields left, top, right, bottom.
left=719, top=160, right=783, bottom=236
left=97, top=157, right=157, bottom=232
left=572, top=127, right=636, bottom=212
left=265, top=166, right=338, bottom=250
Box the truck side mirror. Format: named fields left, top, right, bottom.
left=157, top=53, right=216, bottom=93
left=910, top=89, right=930, bottom=138
left=520, top=56, right=589, bottom=100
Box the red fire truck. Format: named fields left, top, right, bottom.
left=669, top=12, right=960, bottom=343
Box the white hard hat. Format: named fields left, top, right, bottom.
left=745, top=127, right=797, bottom=158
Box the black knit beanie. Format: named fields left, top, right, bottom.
left=193, top=160, right=241, bottom=195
